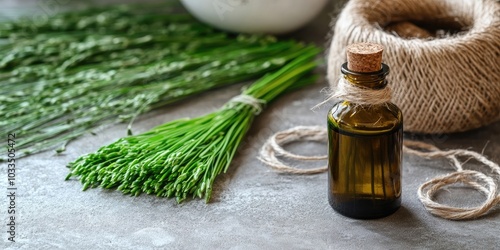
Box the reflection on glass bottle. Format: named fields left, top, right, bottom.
left=327, top=46, right=403, bottom=219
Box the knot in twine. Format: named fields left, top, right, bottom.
left=314, top=78, right=392, bottom=109
left=258, top=126, right=500, bottom=220
left=226, top=94, right=266, bottom=115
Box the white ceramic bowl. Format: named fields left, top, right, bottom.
left=180, top=0, right=329, bottom=34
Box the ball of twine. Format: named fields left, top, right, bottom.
left=327, top=0, right=500, bottom=133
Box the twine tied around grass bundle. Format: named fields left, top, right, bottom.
left=226, top=94, right=266, bottom=115
left=258, top=76, right=500, bottom=220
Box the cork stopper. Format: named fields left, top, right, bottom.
left=346, top=43, right=384, bottom=72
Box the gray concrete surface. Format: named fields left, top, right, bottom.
left=1, top=1, right=500, bottom=249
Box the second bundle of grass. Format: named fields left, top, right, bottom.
left=0, top=5, right=311, bottom=160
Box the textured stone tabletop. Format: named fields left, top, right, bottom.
left=1, top=0, right=499, bottom=249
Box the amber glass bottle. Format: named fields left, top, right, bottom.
left=327, top=43, right=403, bottom=219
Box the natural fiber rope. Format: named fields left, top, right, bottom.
left=333, top=78, right=392, bottom=105
left=258, top=126, right=500, bottom=220
left=328, top=0, right=500, bottom=134
left=257, top=126, right=328, bottom=174
left=314, top=78, right=392, bottom=109
left=226, top=94, right=266, bottom=115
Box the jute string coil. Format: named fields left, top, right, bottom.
left=258, top=126, right=328, bottom=174
left=328, top=0, right=500, bottom=133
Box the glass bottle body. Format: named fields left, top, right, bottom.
left=327, top=64, right=403, bottom=219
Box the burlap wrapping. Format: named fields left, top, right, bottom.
left=327, top=0, right=500, bottom=134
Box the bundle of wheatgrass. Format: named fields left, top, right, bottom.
left=66, top=48, right=319, bottom=203
left=0, top=5, right=310, bottom=160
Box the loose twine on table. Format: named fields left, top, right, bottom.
left=258, top=78, right=500, bottom=220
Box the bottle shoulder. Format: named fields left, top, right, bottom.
left=328, top=101, right=403, bottom=135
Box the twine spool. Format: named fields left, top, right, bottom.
left=328, top=0, right=500, bottom=133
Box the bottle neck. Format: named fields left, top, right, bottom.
left=341, top=62, right=389, bottom=89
